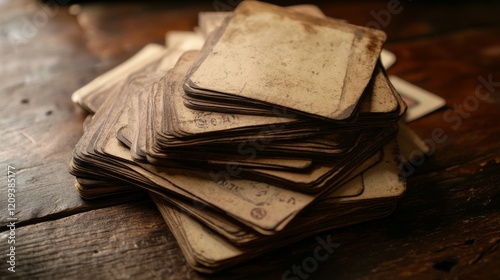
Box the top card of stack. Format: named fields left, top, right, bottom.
left=185, top=1, right=387, bottom=121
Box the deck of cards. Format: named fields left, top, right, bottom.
left=70, top=1, right=408, bottom=273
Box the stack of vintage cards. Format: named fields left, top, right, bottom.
left=69, top=1, right=409, bottom=273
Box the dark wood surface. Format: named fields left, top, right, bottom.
left=1, top=0, right=499, bottom=279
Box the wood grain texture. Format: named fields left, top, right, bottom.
left=0, top=0, right=499, bottom=279
left=386, top=28, right=500, bottom=175
left=0, top=0, right=147, bottom=225
left=0, top=201, right=194, bottom=279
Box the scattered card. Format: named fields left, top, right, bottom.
left=389, top=75, right=446, bottom=121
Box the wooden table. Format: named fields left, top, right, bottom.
left=1, top=0, right=499, bottom=279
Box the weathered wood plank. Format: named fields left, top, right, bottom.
left=386, top=28, right=500, bottom=175
left=0, top=201, right=194, bottom=279
left=0, top=2, right=146, bottom=225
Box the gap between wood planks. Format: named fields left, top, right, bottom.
left=0, top=193, right=149, bottom=233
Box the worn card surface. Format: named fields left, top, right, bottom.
left=186, top=1, right=386, bottom=121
